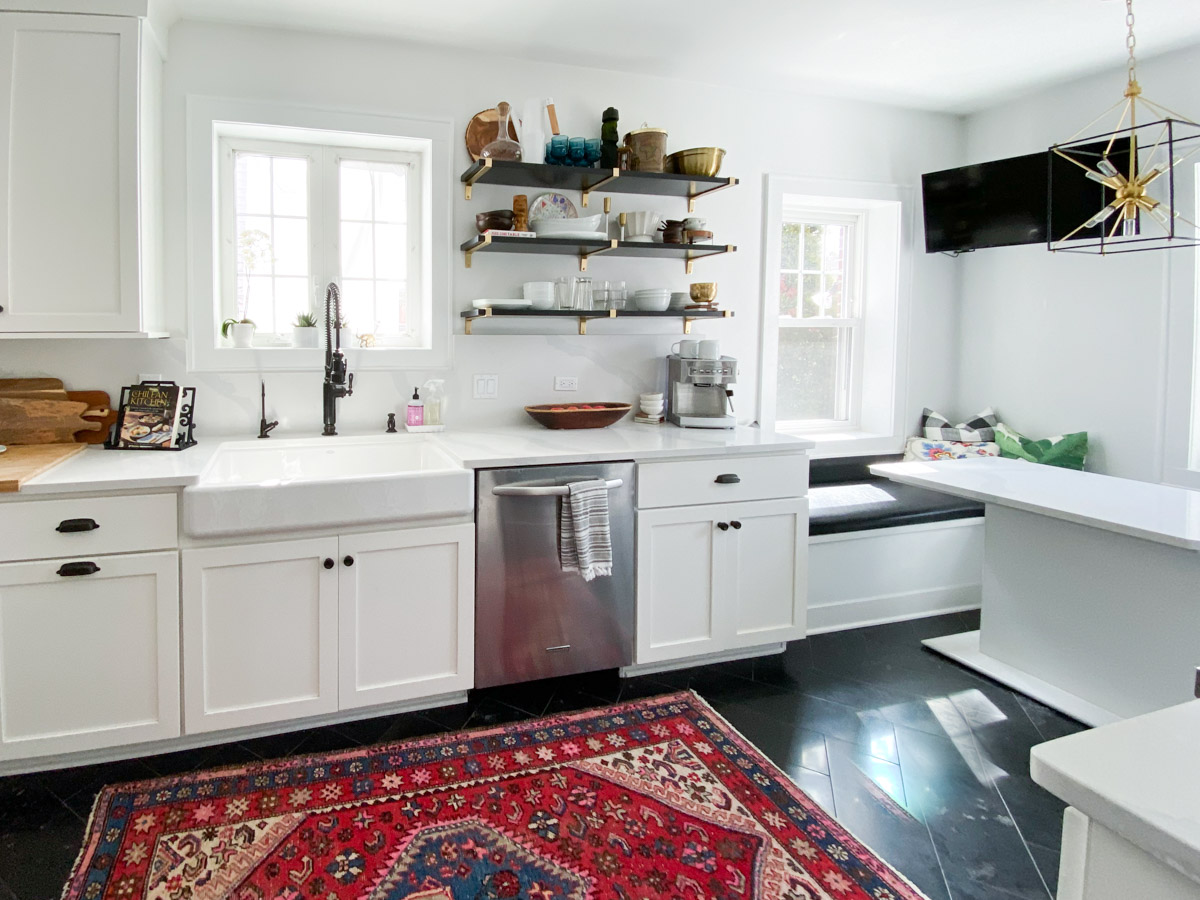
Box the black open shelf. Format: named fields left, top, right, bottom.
left=461, top=235, right=736, bottom=273
left=461, top=306, right=732, bottom=335
left=461, top=159, right=738, bottom=210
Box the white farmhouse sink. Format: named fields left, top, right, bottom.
left=183, top=435, right=473, bottom=537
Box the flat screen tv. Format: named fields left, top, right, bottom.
left=922, top=141, right=1131, bottom=254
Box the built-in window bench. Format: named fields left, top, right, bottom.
left=807, top=455, right=985, bottom=633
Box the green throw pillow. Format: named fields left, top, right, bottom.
left=995, top=423, right=1088, bottom=470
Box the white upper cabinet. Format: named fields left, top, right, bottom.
left=0, top=10, right=161, bottom=334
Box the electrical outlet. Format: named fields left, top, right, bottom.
left=473, top=374, right=498, bottom=399
left=554, top=376, right=579, bottom=392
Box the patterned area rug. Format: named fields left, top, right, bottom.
left=63, top=692, right=926, bottom=900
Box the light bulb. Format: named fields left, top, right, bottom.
left=1085, top=170, right=1112, bottom=185
left=1085, top=206, right=1118, bottom=228
left=1097, top=157, right=1120, bottom=178
left=1146, top=205, right=1171, bottom=228
left=1122, top=213, right=1140, bottom=237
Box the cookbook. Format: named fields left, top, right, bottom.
left=116, top=382, right=184, bottom=448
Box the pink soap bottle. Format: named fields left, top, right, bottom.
left=406, top=387, right=424, bottom=427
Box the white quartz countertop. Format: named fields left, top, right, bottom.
left=9, top=424, right=810, bottom=496
left=871, top=457, right=1200, bottom=550
left=1031, top=700, right=1200, bottom=884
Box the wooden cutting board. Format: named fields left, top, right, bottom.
left=66, top=390, right=116, bottom=444
left=0, top=398, right=104, bottom=445
left=0, top=378, right=69, bottom=401
left=0, top=443, right=86, bottom=492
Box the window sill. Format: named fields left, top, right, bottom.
left=775, top=425, right=904, bottom=458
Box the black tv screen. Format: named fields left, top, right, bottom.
left=922, top=142, right=1129, bottom=253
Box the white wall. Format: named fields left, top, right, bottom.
left=958, top=44, right=1200, bottom=481
left=0, top=21, right=963, bottom=440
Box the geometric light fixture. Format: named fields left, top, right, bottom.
left=1049, top=0, right=1200, bottom=254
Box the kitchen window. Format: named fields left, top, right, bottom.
left=187, top=100, right=450, bottom=372
left=759, top=176, right=911, bottom=455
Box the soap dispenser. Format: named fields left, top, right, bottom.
left=406, top=387, right=424, bottom=427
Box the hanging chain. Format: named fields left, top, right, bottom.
left=1126, top=0, right=1138, bottom=86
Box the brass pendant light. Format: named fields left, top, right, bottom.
left=1049, top=0, right=1200, bottom=254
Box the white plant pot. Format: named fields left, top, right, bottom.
left=231, top=323, right=255, bottom=348
left=292, top=326, right=319, bottom=348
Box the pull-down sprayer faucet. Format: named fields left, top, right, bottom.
left=322, top=282, right=353, bottom=435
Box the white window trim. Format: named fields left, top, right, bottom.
left=187, top=96, right=453, bottom=373
left=1160, top=163, right=1200, bottom=487
left=758, top=175, right=914, bottom=456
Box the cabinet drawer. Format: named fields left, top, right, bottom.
left=0, top=493, right=177, bottom=562
left=638, top=454, right=808, bottom=509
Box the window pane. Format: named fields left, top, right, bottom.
left=339, top=279, right=374, bottom=335
left=780, top=223, right=801, bottom=270
left=776, top=327, right=851, bottom=422
left=779, top=272, right=799, bottom=318
left=235, top=154, right=271, bottom=216
left=374, top=169, right=407, bottom=223
left=274, top=277, right=308, bottom=328
left=375, top=280, right=406, bottom=332
left=272, top=217, right=308, bottom=276
left=803, top=224, right=823, bottom=270
left=341, top=222, right=374, bottom=278
left=237, top=219, right=274, bottom=276
left=272, top=157, right=308, bottom=218
left=242, top=276, right=274, bottom=332
left=824, top=224, right=847, bottom=271
left=340, top=164, right=373, bottom=221
left=802, top=274, right=823, bottom=317
left=374, top=224, right=407, bottom=280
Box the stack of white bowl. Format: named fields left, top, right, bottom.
left=522, top=281, right=555, bottom=310
left=669, top=292, right=690, bottom=310
left=632, top=288, right=671, bottom=311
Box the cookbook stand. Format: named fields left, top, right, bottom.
left=104, top=381, right=198, bottom=451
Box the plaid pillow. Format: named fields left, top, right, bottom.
left=920, top=407, right=998, bottom=442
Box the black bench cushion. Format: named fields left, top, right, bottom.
left=809, top=454, right=904, bottom=485
left=809, top=479, right=984, bottom=536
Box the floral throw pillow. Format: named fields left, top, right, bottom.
left=903, top=438, right=1001, bottom=462
left=995, top=423, right=1088, bottom=470
left=919, top=407, right=998, bottom=442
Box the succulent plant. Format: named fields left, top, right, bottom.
left=294, top=312, right=319, bottom=328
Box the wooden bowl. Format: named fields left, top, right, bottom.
left=524, top=402, right=632, bottom=430
left=476, top=209, right=515, bottom=233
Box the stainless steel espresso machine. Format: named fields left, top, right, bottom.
left=665, top=354, right=737, bottom=428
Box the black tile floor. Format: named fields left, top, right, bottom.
left=0, top=610, right=1086, bottom=900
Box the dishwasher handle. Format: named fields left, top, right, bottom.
left=492, top=478, right=624, bottom=497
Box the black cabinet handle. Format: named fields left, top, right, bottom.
left=731, top=520, right=742, bottom=529
left=56, top=518, right=99, bottom=533
left=717, top=522, right=730, bottom=531
left=323, top=558, right=335, bottom=569
left=343, top=555, right=355, bottom=567
left=57, top=561, right=100, bottom=577
left=715, top=474, right=741, bottom=484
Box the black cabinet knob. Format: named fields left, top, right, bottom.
left=56, top=518, right=99, bottom=533
left=717, top=522, right=730, bottom=531
left=57, top=561, right=100, bottom=577
left=343, top=555, right=355, bottom=567
left=323, top=558, right=335, bottom=569
left=730, top=520, right=742, bottom=529
left=715, top=474, right=741, bottom=484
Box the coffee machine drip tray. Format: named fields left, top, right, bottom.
left=672, top=412, right=737, bottom=429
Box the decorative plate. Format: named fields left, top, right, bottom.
left=464, top=108, right=519, bottom=162
left=529, top=192, right=578, bottom=221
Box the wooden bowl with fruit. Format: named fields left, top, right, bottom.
left=524, top=402, right=632, bottom=430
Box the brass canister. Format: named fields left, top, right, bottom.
left=625, top=127, right=668, bottom=173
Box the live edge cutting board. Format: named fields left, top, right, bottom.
left=0, top=443, right=86, bottom=492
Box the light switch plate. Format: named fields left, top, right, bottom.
left=554, top=376, right=578, bottom=392
left=473, top=374, right=498, bottom=399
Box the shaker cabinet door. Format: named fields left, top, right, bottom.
left=725, top=499, right=808, bottom=648
left=182, top=538, right=339, bottom=734
left=0, top=13, right=141, bottom=332
left=0, top=551, right=179, bottom=762
left=338, top=525, right=474, bottom=709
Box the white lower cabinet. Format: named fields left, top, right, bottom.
left=636, top=498, right=807, bottom=665
left=182, top=524, right=474, bottom=734
left=0, top=551, right=179, bottom=761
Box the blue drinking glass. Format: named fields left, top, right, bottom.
left=584, top=138, right=602, bottom=165
left=568, top=136, right=586, bottom=163
left=548, top=134, right=569, bottom=164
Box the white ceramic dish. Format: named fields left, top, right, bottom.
left=531, top=214, right=603, bottom=235
left=669, top=291, right=690, bottom=310
left=529, top=192, right=578, bottom=220
left=533, top=231, right=610, bottom=241
left=632, top=290, right=671, bottom=312
left=625, top=210, right=662, bottom=239
left=475, top=300, right=533, bottom=310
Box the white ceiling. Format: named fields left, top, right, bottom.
left=165, top=0, right=1200, bottom=114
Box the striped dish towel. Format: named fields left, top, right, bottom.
left=558, top=479, right=613, bottom=581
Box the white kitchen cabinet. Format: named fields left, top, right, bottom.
left=636, top=498, right=807, bottom=665
left=0, top=10, right=161, bottom=334
left=339, top=525, right=474, bottom=709
left=0, top=551, right=179, bottom=761
left=182, top=538, right=340, bottom=734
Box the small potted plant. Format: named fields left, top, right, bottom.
left=221, top=317, right=256, bottom=348
left=292, top=312, right=319, bottom=348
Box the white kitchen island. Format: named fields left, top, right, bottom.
left=872, top=457, right=1200, bottom=726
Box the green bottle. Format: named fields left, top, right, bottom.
left=601, top=107, right=620, bottom=169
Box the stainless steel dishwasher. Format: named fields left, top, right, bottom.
left=475, top=461, right=636, bottom=688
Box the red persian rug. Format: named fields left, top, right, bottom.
left=63, top=691, right=927, bottom=900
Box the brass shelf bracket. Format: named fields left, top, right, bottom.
left=579, top=239, right=618, bottom=272
left=577, top=309, right=617, bottom=335
left=462, top=307, right=494, bottom=335
left=683, top=309, right=732, bottom=334
left=463, top=233, right=492, bottom=269
left=685, top=244, right=735, bottom=275
left=686, top=177, right=739, bottom=213
left=463, top=158, right=493, bottom=200
left=581, top=170, right=620, bottom=207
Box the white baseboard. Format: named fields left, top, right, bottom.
left=807, top=584, right=981, bottom=634
left=620, top=643, right=785, bottom=678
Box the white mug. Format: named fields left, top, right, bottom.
left=698, top=339, right=720, bottom=360
left=672, top=339, right=699, bottom=358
